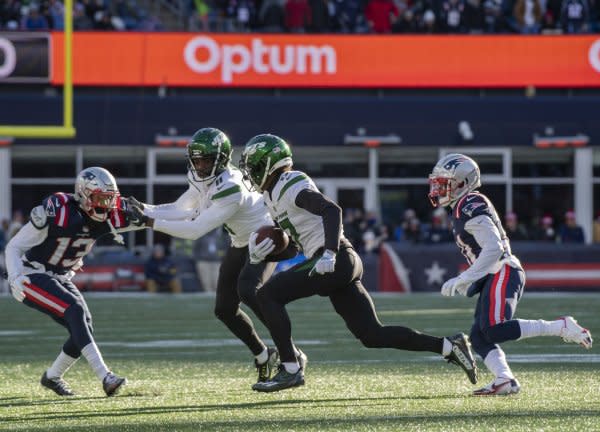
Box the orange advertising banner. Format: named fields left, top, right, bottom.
left=51, top=33, right=600, bottom=87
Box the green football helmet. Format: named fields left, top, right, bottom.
left=187, top=127, right=232, bottom=182
left=239, top=134, right=293, bottom=192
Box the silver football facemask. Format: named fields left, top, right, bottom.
left=74, top=167, right=120, bottom=222
left=428, top=153, right=481, bottom=207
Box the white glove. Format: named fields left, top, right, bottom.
left=248, top=232, right=275, bottom=264
left=9, top=275, right=30, bottom=302
left=441, top=276, right=470, bottom=297
left=309, top=250, right=336, bottom=276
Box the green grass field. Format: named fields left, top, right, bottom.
left=1, top=293, right=598, bottom=432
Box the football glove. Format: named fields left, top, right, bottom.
left=309, top=250, right=336, bottom=276
left=9, top=275, right=30, bottom=302
left=441, top=276, right=470, bottom=297
left=125, top=205, right=149, bottom=227
left=248, top=232, right=275, bottom=264
left=126, top=196, right=145, bottom=210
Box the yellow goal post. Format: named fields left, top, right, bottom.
left=0, top=0, right=75, bottom=138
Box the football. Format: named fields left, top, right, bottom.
left=255, top=225, right=290, bottom=256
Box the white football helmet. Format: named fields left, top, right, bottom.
left=429, top=153, right=481, bottom=207
left=74, top=167, right=119, bottom=222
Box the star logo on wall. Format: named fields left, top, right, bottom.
left=424, top=261, right=447, bottom=285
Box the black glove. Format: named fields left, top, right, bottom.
left=125, top=204, right=149, bottom=227
left=126, top=196, right=145, bottom=210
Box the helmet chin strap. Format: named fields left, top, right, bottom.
left=106, top=217, right=124, bottom=245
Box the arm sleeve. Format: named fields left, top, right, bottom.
left=144, top=185, right=199, bottom=220
left=5, top=222, right=48, bottom=281
left=153, top=200, right=238, bottom=241
left=459, top=215, right=505, bottom=283
left=295, top=189, right=342, bottom=252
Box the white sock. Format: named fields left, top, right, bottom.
left=442, top=338, right=452, bottom=357
left=484, top=348, right=514, bottom=380
left=282, top=362, right=300, bottom=374
left=46, top=351, right=78, bottom=379
left=81, top=342, right=110, bottom=381
left=517, top=319, right=563, bottom=340
left=255, top=347, right=269, bottom=365
left=293, top=346, right=301, bottom=358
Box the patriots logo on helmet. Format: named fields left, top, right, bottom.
left=81, top=171, right=96, bottom=181
left=443, top=157, right=468, bottom=171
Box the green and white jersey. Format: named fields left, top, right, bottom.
left=148, top=167, right=272, bottom=248
left=264, top=170, right=341, bottom=258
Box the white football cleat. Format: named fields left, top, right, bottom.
left=473, top=377, right=521, bottom=396
left=559, top=316, right=593, bottom=349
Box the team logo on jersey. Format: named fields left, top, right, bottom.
left=45, top=198, right=56, bottom=217
left=462, top=202, right=486, bottom=217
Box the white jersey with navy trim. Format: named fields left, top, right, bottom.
left=147, top=167, right=272, bottom=248
left=264, top=170, right=342, bottom=258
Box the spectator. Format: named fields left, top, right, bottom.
left=403, top=217, right=423, bottom=243
left=558, top=210, right=585, bottom=243
left=423, top=208, right=453, bottom=244
left=482, top=0, right=505, bottom=32
left=365, top=0, right=399, bottom=33
left=285, top=0, right=312, bottom=31
left=533, top=215, right=557, bottom=242
left=337, top=0, right=365, bottom=32
left=513, top=0, right=542, bottom=33
left=23, top=5, right=49, bottom=30
left=193, top=228, right=228, bottom=292
left=259, top=0, right=285, bottom=31
left=1, top=0, right=22, bottom=30
left=309, top=0, right=331, bottom=31
left=73, top=2, right=93, bottom=29
left=189, top=0, right=210, bottom=32
left=505, top=211, right=529, bottom=241
left=393, top=8, right=418, bottom=32
left=440, top=0, right=466, bottom=32
left=144, top=244, right=182, bottom=293
left=112, top=0, right=138, bottom=30
left=560, top=0, right=590, bottom=33
left=419, top=9, right=438, bottom=32
left=48, top=0, right=65, bottom=29
left=464, top=0, right=485, bottom=32
left=593, top=212, right=600, bottom=243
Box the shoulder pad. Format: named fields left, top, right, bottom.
left=30, top=205, right=48, bottom=229
left=456, top=193, right=491, bottom=219
left=42, top=193, right=71, bottom=227
left=277, top=171, right=310, bottom=201
left=211, top=183, right=241, bottom=201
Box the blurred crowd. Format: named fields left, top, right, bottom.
left=343, top=207, right=595, bottom=253
left=1, top=0, right=599, bottom=33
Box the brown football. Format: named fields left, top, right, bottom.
left=255, top=225, right=289, bottom=256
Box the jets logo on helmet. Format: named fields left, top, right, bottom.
left=428, top=153, right=481, bottom=208
left=187, top=127, right=232, bottom=182
left=240, top=134, right=293, bottom=192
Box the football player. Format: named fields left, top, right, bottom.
left=125, top=127, right=305, bottom=384
left=238, top=134, right=478, bottom=393
left=429, top=153, right=593, bottom=396
left=5, top=167, right=138, bottom=397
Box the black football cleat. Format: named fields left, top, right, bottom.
left=255, top=347, right=279, bottom=383
left=252, top=365, right=305, bottom=393
left=102, top=372, right=127, bottom=397
left=41, top=372, right=75, bottom=396
left=445, top=333, right=478, bottom=384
